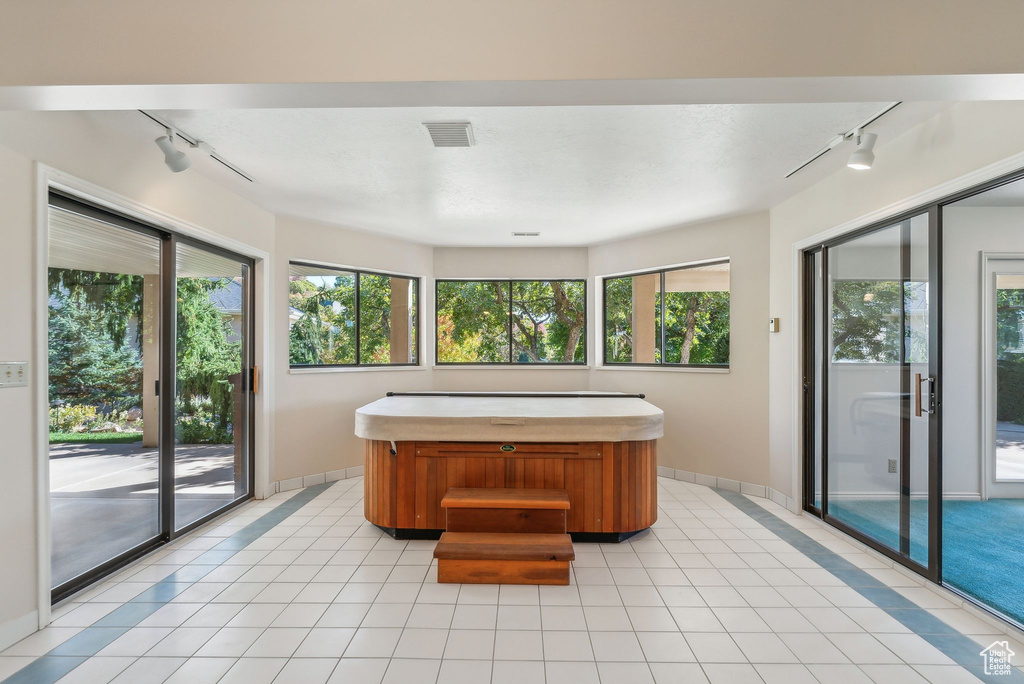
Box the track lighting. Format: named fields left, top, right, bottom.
left=847, top=130, right=877, bottom=171
left=141, top=111, right=253, bottom=181
left=785, top=102, right=898, bottom=178
left=155, top=128, right=192, bottom=173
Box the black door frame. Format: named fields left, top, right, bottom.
left=802, top=164, right=1024, bottom=599
left=48, top=192, right=257, bottom=602
left=801, top=207, right=941, bottom=585
left=169, top=235, right=257, bottom=538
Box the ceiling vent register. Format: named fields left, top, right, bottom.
left=423, top=121, right=475, bottom=147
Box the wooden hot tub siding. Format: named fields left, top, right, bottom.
left=364, top=439, right=657, bottom=538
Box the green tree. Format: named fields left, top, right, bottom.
left=48, top=286, right=142, bottom=408
left=360, top=274, right=396, bottom=364
left=433, top=280, right=586, bottom=363
left=289, top=276, right=350, bottom=364
left=49, top=266, right=242, bottom=443
left=511, top=281, right=585, bottom=363
left=49, top=268, right=143, bottom=350
left=604, top=277, right=637, bottom=363
left=603, top=276, right=730, bottom=365
left=436, top=281, right=510, bottom=362
left=663, top=291, right=730, bottom=364
left=175, top=277, right=241, bottom=436
left=997, top=288, right=1024, bottom=358
left=995, top=288, right=1024, bottom=425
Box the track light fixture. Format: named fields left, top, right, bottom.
left=141, top=111, right=253, bottom=181
left=847, top=129, right=878, bottom=171
left=155, top=128, right=192, bottom=173
left=785, top=102, right=898, bottom=178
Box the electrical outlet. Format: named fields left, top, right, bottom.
left=0, top=362, right=27, bottom=388
left=888, top=459, right=898, bottom=473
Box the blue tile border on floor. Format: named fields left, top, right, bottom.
left=0, top=657, right=86, bottom=684
left=713, top=486, right=1024, bottom=682
left=0, top=481, right=335, bottom=684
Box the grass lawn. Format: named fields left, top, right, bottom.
left=49, top=432, right=144, bottom=445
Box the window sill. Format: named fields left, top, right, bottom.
left=432, top=365, right=591, bottom=370
left=594, top=365, right=730, bottom=374
left=289, top=365, right=427, bottom=374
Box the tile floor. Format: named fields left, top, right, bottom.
left=2, top=475, right=1022, bottom=684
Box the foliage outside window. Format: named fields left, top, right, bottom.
left=830, top=280, right=928, bottom=363
left=995, top=282, right=1024, bottom=424
left=604, top=261, right=730, bottom=366
left=288, top=262, right=418, bottom=367
left=48, top=267, right=243, bottom=445
left=435, top=280, right=586, bottom=364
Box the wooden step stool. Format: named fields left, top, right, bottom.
left=434, top=488, right=575, bottom=585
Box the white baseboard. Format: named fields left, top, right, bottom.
left=0, top=610, right=38, bottom=652
left=662, top=468, right=784, bottom=508
left=274, top=465, right=364, bottom=493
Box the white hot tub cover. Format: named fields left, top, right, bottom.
left=354, top=391, right=664, bottom=443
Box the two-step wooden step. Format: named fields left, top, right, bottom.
left=434, top=488, right=575, bottom=585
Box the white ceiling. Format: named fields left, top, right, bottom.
left=143, top=103, right=947, bottom=247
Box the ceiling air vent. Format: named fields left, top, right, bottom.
left=423, top=121, right=475, bottom=147
left=512, top=232, right=540, bottom=237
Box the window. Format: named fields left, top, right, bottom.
left=603, top=261, right=730, bottom=366
left=288, top=262, right=419, bottom=367
left=435, top=280, right=587, bottom=364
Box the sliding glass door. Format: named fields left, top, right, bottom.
left=804, top=211, right=939, bottom=578
left=47, top=193, right=255, bottom=600
left=48, top=201, right=164, bottom=592
left=173, top=241, right=253, bottom=531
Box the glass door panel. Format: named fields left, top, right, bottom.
left=942, top=178, right=1024, bottom=625
left=826, top=225, right=904, bottom=551
left=47, top=203, right=162, bottom=591
left=824, top=214, right=932, bottom=567
left=907, top=214, right=931, bottom=566
left=174, top=241, right=251, bottom=531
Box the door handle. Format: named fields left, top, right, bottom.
left=915, top=373, right=935, bottom=416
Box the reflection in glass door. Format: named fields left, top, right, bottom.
left=805, top=211, right=938, bottom=577
left=174, top=241, right=253, bottom=531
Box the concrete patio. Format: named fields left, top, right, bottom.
left=50, top=441, right=238, bottom=587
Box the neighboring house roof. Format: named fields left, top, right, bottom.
left=208, top=279, right=244, bottom=314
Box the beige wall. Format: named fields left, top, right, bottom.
left=589, top=213, right=771, bottom=482
left=0, top=138, right=40, bottom=646
left=273, top=216, right=434, bottom=481
left=0, top=110, right=275, bottom=645
left=768, top=101, right=1024, bottom=502
left=4, top=1, right=1024, bottom=87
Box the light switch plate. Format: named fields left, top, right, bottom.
left=0, top=362, right=28, bottom=388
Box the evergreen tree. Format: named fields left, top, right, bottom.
left=48, top=288, right=142, bottom=408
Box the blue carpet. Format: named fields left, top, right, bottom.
left=829, top=498, right=1024, bottom=626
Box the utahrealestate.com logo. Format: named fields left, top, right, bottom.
left=981, top=640, right=1016, bottom=676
